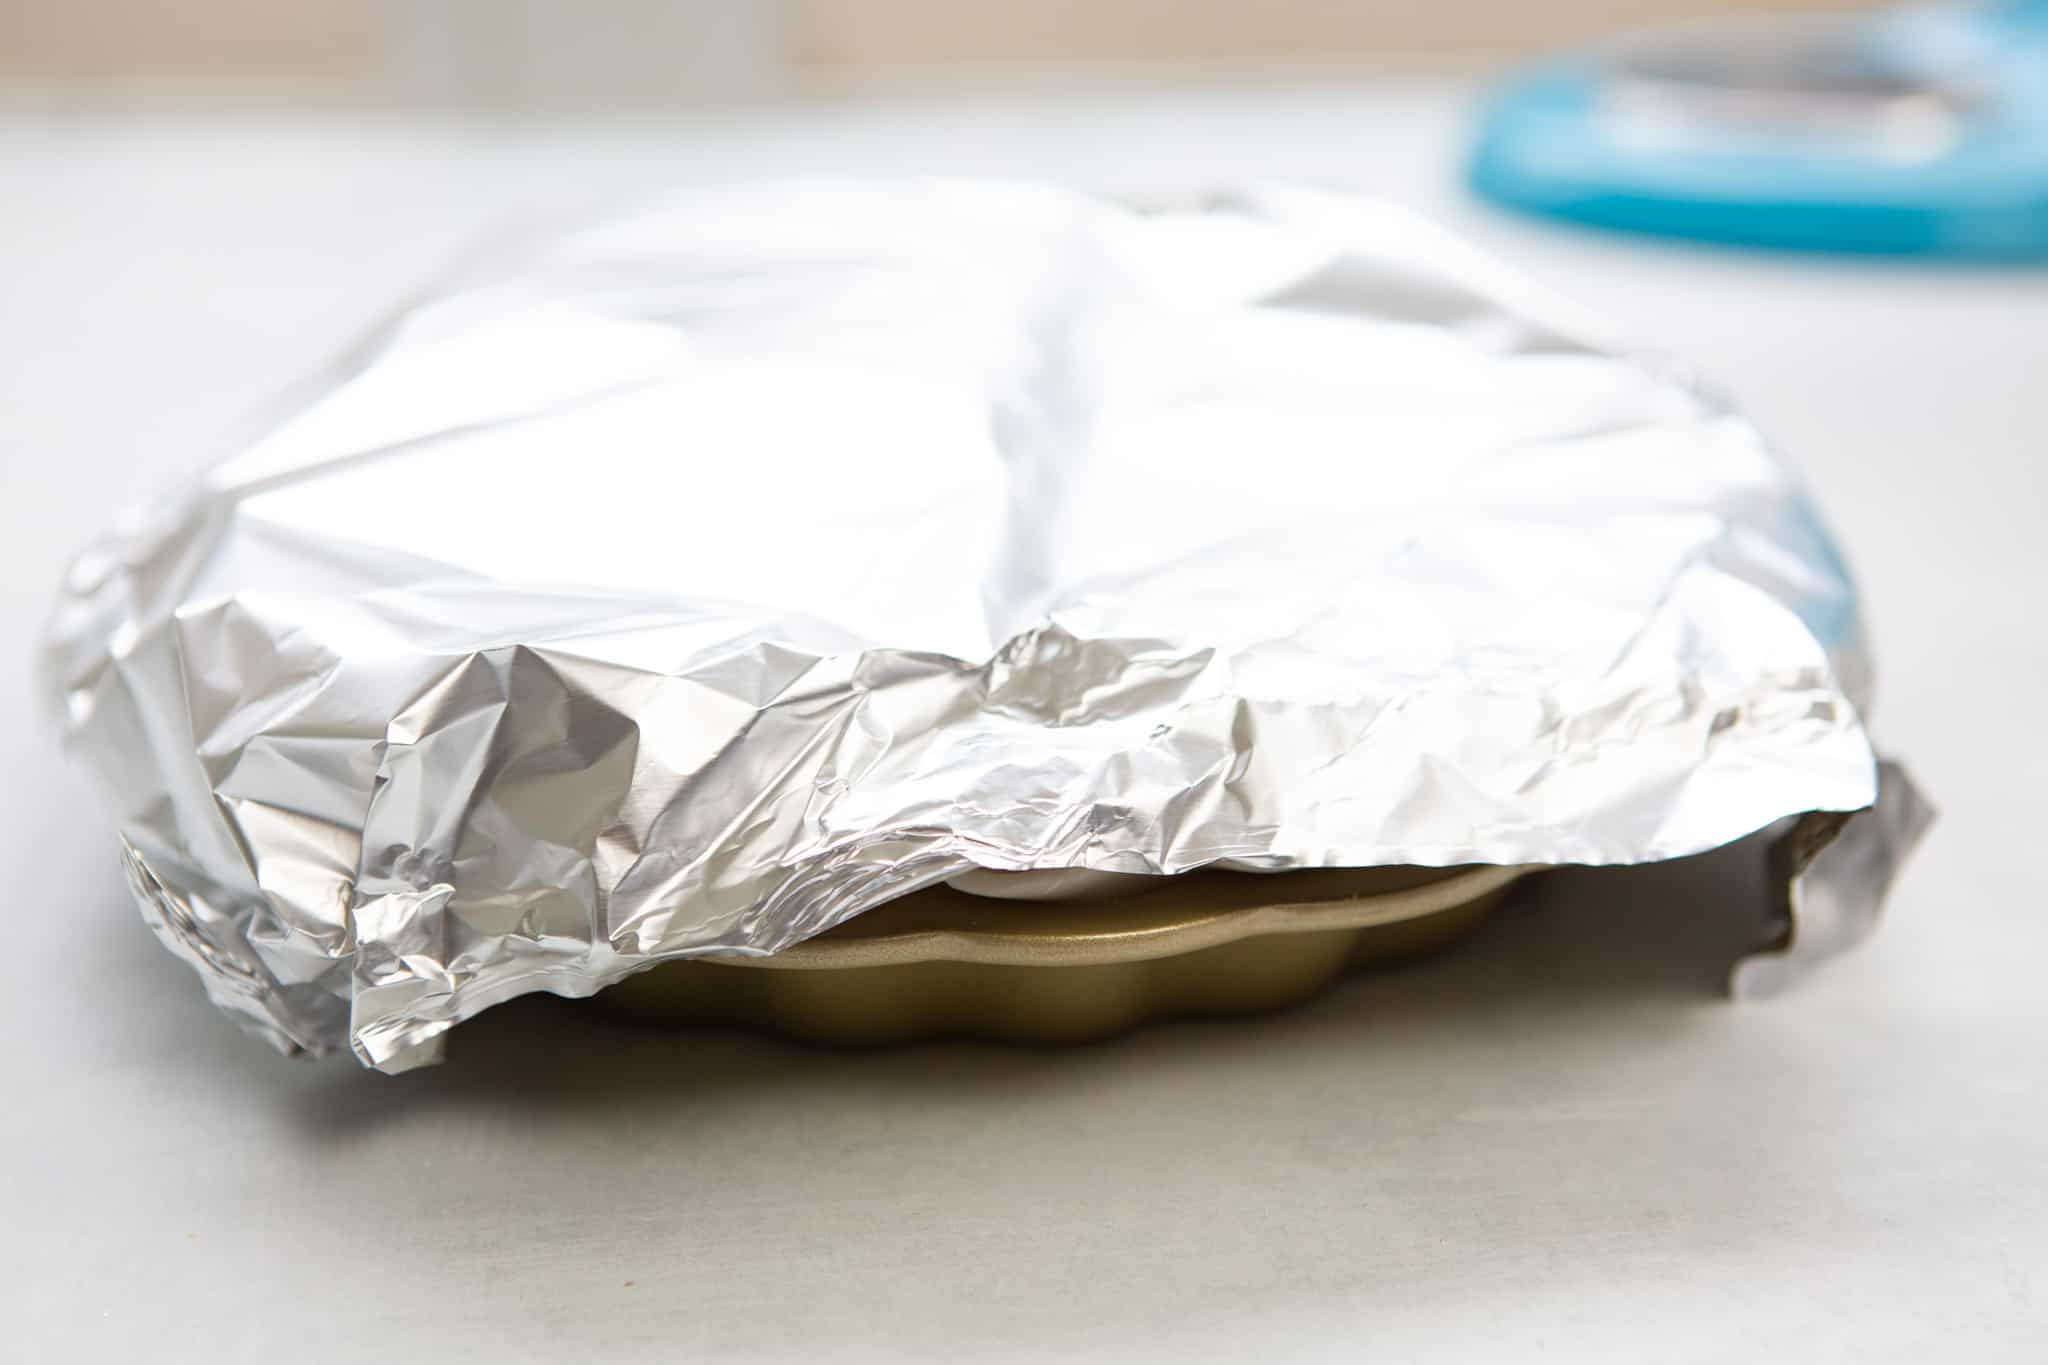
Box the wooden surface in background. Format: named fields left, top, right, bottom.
left=0, top=0, right=1882, bottom=103
left=795, top=0, right=1878, bottom=71
left=0, top=0, right=369, bottom=79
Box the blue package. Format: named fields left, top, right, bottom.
left=1469, top=1, right=2048, bottom=258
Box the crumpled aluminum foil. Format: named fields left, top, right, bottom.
left=42, top=181, right=1927, bottom=1073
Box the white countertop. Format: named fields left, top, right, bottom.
left=4, top=85, right=2045, bottom=1362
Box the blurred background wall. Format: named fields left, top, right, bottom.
left=1, top=0, right=1880, bottom=110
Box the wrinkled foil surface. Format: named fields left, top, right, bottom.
left=43, top=182, right=1919, bottom=1072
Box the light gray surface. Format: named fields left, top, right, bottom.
left=3, top=86, right=2043, bottom=1362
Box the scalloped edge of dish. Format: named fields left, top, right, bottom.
left=595, top=865, right=1534, bottom=1045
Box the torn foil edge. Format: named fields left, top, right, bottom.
left=1738, top=758, right=1935, bottom=996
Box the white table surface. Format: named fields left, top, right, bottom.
left=4, top=84, right=2044, bottom=1363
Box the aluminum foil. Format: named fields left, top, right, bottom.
left=41, top=181, right=1924, bottom=1072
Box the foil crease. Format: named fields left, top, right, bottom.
left=43, top=181, right=1911, bottom=1072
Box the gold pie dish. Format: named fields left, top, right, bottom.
left=596, top=863, right=1534, bottom=1045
